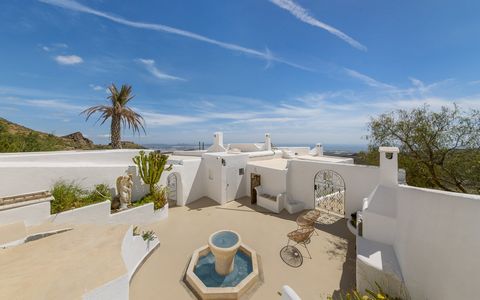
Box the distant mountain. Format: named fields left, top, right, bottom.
left=0, top=117, right=144, bottom=152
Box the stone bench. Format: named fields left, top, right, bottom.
left=254, top=186, right=285, bottom=213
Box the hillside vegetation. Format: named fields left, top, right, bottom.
left=0, top=117, right=143, bottom=152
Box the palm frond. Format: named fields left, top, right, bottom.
left=82, top=105, right=113, bottom=124
left=120, top=107, right=145, bottom=135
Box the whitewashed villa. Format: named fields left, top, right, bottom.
left=0, top=132, right=478, bottom=299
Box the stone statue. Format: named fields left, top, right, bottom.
left=114, top=174, right=133, bottom=210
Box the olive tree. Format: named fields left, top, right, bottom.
left=365, top=104, right=480, bottom=194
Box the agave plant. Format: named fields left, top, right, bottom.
left=82, top=84, right=145, bottom=149
left=327, top=282, right=403, bottom=300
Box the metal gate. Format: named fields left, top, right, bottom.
left=167, top=173, right=177, bottom=206
left=314, top=170, right=345, bottom=217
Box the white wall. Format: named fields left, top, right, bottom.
left=246, top=165, right=287, bottom=197
left=0, top=150, right=203, bottom=205
left=49, top=201, right=111, bottom=224
left=157, top=158, right=204, bottom=206
left=203, top=154, right=223, bottom=204
left=0, top=149, right=145, bottom=164
left=287, top=160, right=380, bottom=216
left=393, top=186, right=480, bottom=299
left=0, top=200, right=51, bottom=226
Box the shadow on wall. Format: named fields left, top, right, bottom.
left=126, top=165, right=149, bottom=202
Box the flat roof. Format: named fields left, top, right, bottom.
left=247, top=158, right=288, bottom=170
left=296, top=155, right=353, bottom=163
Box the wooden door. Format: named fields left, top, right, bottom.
left=250, top=174, right=261, bottom=204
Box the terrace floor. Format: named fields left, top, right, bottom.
left=130, top=197, right=356, bottom=300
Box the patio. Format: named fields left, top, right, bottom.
left=130, top=197, right=355, bottom=299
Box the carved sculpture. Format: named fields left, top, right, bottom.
left=115, top=174, right=133, bottom=210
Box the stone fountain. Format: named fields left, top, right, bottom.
left=185, top=230, right=260, bottom=299
left=208, top=230, right=241, bottom=275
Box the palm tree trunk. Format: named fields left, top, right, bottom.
left=111, top=115, right=122, bottom=149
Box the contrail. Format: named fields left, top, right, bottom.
left=39, top=0, right=312, bottom=71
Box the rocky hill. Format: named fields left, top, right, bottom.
left=0, top=117, right=144, bottom=152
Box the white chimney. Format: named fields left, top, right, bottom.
left=207, top=132, right=226, bottom=153
left=379, top=146, right=399, bottom=186
left=315, top=143, right=324, bottom=156
left=264, top=133, right=272, bottom=151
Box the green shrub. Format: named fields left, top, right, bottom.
left=132, top=185, right=168, bottom=210
left=85, top=184, right=112, bottom=204
left=51, top=181, right=111, bottom=214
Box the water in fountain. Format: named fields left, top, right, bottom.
left=194, top=251, right=253, bottom=287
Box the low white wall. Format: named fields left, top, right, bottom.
left=0, top=200, right=51, bottom=226
left=83, top=274, right=129, bottom=300
left=393, top=186, right=480, bottom=299
left=110, top=203, right=168, bottom=225
left=83, top=225, right=160, bottom=300
left=121, top=226, right=160, bottom=277
left=49, top=201, right=111, bottom=224
left=287, top=160, right=380, bottom=216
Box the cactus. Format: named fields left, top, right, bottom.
left=133, top=150, right=172, bottom=194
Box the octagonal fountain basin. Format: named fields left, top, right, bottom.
left=186, top=231, right=259, bottom=300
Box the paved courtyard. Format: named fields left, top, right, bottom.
left=130, top=197, right=356, bottom=300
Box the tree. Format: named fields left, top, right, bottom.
left=364, top=104, right=480, bottom=194
left=82, top=84, right=145, bottom=149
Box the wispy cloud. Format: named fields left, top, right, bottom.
left=135, top=59, right=186, bottom=81
left=23, top=99, right=87, bottom=111
left=40, top=43, right=68, bottom=52
left=54, top=54, right=83, bottom=65
left=269, top=0, right=366, bottom=51
left=344, top=68, right=395, bottom=89
left=89, top=84, right=104, bottom=91
left=39, top=0, right=310, bottom=71
left=138, top=110, right=204, bottom=126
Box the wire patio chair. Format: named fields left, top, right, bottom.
left=280, top=227, right=315, bottom=267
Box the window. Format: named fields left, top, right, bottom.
left=239, top=168, right=245, bottom=175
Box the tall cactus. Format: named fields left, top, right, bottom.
left=133, top=151, right=172, bottom=194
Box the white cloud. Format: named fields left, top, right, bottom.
left=89, top=84, right=104, bottom=91
left=55, top=55, right=83, bottom=65
left=39, top=0, right=310, bottom=71
left=136, top=59, right=186, bottom=81
left=269, top=0, right=366, bottom=51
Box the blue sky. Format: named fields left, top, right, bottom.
left=0, top=0, right=479, bottom=145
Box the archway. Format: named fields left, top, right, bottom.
left=314, top=169, right=346, bottom=218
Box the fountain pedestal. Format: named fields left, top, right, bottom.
left=208, top=230, right=241, bottom=276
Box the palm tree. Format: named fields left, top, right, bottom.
left=82, top=84, right=145, bottom=149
